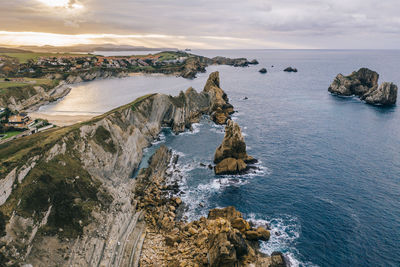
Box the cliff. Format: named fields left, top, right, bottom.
left=0, top=72, right=232, bottom=266
left=328, top=68, right=397, bottom=105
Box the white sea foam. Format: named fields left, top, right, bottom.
left=181, top=123, right=202, bottom=135
left=151, top=131, right=166, bottom=145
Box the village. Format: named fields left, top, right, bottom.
left=0, top=108, right=55, bottom=143
left=0, top=51, right=189, bottom=77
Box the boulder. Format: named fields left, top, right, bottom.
left=270, top=252, right=287, bottom=267
left=208, top=206, right=242, bottom=222
left=283, top=67, right=297, bottom=72
left=256, top=226, right=270, bottom=241
left=328, top=68, right=397, bottom=105
left=259, top=68, right=267, bottom=74
left=231, top=217, right=251, bottom=233
left=249, top=59, right=259, bottom=65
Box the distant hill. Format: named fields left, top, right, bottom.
left=13, top=44, right=177, bottom=53
left=0, top=47, right=32, bottom=53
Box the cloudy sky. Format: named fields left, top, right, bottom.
left=1, top=0, right=399, bottom=49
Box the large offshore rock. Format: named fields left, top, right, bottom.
left=361, top=82, right=398, bottom=105
left=328, top=68, right=397, bottom=105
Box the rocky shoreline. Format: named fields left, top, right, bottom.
left=136, top=146, right=286, bottom=267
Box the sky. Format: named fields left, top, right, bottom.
left=0, top=0, right=399, bottom=49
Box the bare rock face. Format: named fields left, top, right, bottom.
left=328, top=68, right=397, bottom=105
left=203, top=72, right=234, bottom=125
left=214, top=120, right=256, bottom=175
left=361, top=82, right=398, bottom=105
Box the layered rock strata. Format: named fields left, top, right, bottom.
left=328, top=68, right=397, bottom=105
left=137, top=146, right=286, bottom=267
left=214, top=120, right=256, bottom=175
left=0, top=72, right=232, bottom=266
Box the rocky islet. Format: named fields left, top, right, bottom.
left=328, top=67, right=398, bottom=105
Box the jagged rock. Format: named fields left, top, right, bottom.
left=284, top=67, right=297, bottom=72
left=203, top=72, right=234, bottom=125
left=328, top=68, right=397, bottom=105
left=214, top=120, right=256, bottom=175
left=249, top=59, right=259, bottom=65
left=361, top=82, right=397, bottom=105
left=259, top=68, right=267, bottom=74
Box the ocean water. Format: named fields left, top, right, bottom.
left=39, top=50, right=400, bottom=266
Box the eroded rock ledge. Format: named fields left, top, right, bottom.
left=214, top=120, right=256, bottom=175
left=137, top=146, right=286, bottom=267
left=328, top=68, right=398, bottom=105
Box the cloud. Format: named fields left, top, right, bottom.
left=0, top=0, right=399, bottom=48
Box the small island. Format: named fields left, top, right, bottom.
left=328, top=68, right=398, bottom=105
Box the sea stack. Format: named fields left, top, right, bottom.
left=203, top=71, right=235, bottom=124
left=214, top=120, right=256, bottom=175
left=328, top=68, right=397, bottom=105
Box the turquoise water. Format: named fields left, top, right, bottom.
left=41, top=50, right=400, bottom=266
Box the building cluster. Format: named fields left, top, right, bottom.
left=0, top=110, right=55, bottom=142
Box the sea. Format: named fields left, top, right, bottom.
left=38, top=50, right=400, bottom=267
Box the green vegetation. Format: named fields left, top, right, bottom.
left=0, top=77, right=57, bottom=90
left=0, top=52, right=93, bottom=64
left=1, top=131, right=21, bottom=140
left=93, top=126, right=116, bottom=153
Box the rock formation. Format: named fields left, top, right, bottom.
left=137, top=146, right=285, bottom=267
left=214, top=120, right=256, bottom=175
left=283, top=67, right=297, bottom=72
left=0, top=72, right=237, bottom=266
left=203, top=71, right=235, bottom=125
left=259, top=68, right=267, bottom=74
left=328, top=68, right=397, bottom=105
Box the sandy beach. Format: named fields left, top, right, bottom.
left=29, top=112, right=96, bottom=127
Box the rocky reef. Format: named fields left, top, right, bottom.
left=214, top=120, right=256, bottom=175
left=136, top=145, right=286, bottom=267
left=0, top=72, right=243, bottom=266
left=283, top=67, right=297, bottom=72
left=328, top=68, right=397, bottom=105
